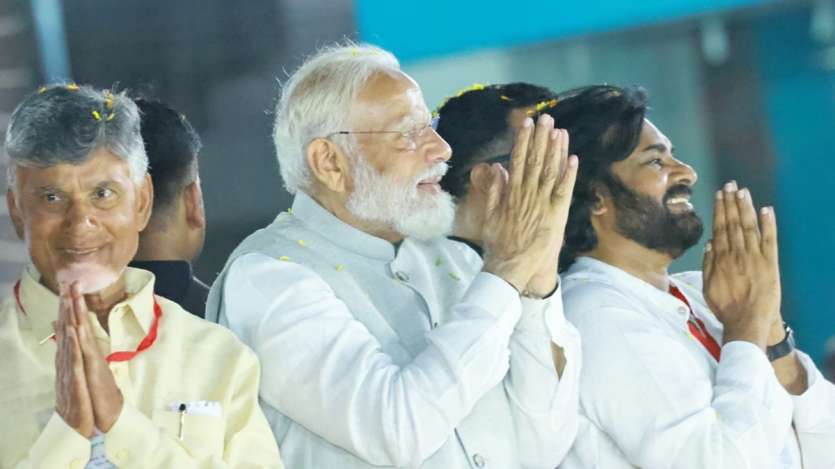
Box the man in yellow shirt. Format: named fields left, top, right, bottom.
left=0, top=83, right=283, bottom=468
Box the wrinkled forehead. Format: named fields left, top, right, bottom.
left=16, top=148, right=134, bottom=190
left=351, top=70, right=430, bottom=129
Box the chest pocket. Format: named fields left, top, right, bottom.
left=151, top=409, right=226, bottom=457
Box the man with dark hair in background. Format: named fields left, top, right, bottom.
left=130, top=98, right=209, bottom=317
left=435, top=82, right=556, bottom=204
left=546, top=85, right=835, bottom=468
left=435, top=82, right=562, bottom=264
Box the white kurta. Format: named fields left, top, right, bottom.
left=560, top=256, right=835, bottom=469
left=207, top=192, right=581, bottom=469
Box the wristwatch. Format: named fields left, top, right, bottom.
left=766, top=323, right=796, bottom=361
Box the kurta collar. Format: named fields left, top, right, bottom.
left=566, top=256, right=692, bottom=325
left=17, top=265, right=158, bottom=341
left=290, top=192, right=397, bottom=262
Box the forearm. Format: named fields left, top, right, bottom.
left=617, top=343, right=794, bottom=468
left=506, top=294, right=581, bottom=468
left=252, top=270, right=522, bottom=467
left=787, top=350, right=835, bottom=467
left=14, top=413, right=91, bottom=469
left=766, top=322, right=809, bottom=395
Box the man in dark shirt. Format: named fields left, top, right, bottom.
left=130, top=98, right=209, bottom=317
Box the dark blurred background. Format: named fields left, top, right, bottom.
left=1, top=0, right=834, bottom=374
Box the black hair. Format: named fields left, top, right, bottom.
left=135, top=98, right=202, bottom=220
left=541, top=85, right=650, bottom=271
left=435, top=82, right=555, bottom=197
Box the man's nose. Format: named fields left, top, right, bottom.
left=425, top=129, right=452, bottom=164
left=673, top=159, right=698, bottom=186
left=64, top=200, right=97, bottom=232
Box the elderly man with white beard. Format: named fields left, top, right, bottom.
left=206, top=42, right=582, bottom=469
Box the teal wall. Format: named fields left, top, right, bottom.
left=357, top=0, right=779, bottom=62
left=755, top=10, right=835, bottom=362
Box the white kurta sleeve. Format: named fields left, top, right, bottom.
left=572, top=304, right=794, bottom=469
left=790, top=350, right=835, bottom=468
left=221, top=253, right=522, bottom=468
left=504, top=288, right=581, bottom=469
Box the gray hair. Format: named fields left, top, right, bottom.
left=273, top=41, right=401, bottom=194
left=4, top=83, right=148, bottom=189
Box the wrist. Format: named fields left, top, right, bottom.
left=483, top=257, right=528, bottom=292
left=722, top=318, right=771, bottom=351
left=767, top=316, right=787, bottom=346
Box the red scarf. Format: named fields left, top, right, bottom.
left=669, top=285, right=721, bottom=361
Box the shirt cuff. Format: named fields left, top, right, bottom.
left=104, top=403, right=161, bottom=467
left=717, top=341, right=786, bottom=406
left=465, top=272, right=522, bottom=322
left=29, top=412, right=91, bottom=469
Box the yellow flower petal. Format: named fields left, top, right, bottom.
left=92, top=110, right=102, bottom=121
left=279, top=256, right=290, bottom=261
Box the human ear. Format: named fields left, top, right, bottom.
left=183, top=181, right=206, bottom=229
left=306, top=138, right=352, bottom=193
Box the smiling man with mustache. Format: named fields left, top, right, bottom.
left=548, top=85, right=835, bottom=469
left=207, top=42, right=581, bottom=469
left=0, top=84, right=282, bottom=468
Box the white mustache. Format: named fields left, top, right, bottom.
left=413, top=163, right=449, bottom=184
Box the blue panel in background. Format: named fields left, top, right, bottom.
left=357, top=0, right=777, bottom=62
left=755, top=10, right=835, bottom=364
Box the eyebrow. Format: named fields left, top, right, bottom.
left=396, top=110, right=431, bottom=129
left=641, top=143, right=674, bottom=154
left=35, top=184, right=61, bottom=193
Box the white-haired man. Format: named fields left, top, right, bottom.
left=206, top=43, right=582, bottom=468
left=0, top=84, right=283, bottom=468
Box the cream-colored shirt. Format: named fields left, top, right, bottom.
left=0, top=265, right=283, bottom=469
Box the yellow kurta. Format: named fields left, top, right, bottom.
left=0, top=266, right=283, bottom=468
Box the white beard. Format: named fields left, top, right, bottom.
left=346, top=157, right=456, bottom=241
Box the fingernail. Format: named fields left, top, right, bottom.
left=523, top=117, right=533, bottom=128
left=736, top=189, right=745, bottom=199
left=716, top=190, right=723, bottom=200
left=724, top=182, right=734, bottom=192
left=568, top=155, right=579, bottom=167
left=705, top=242, right=712, bottom=252
left=550, top=129, right=558, bottom=140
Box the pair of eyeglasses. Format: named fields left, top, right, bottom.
left=326, top=116, right=439, bottom=151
